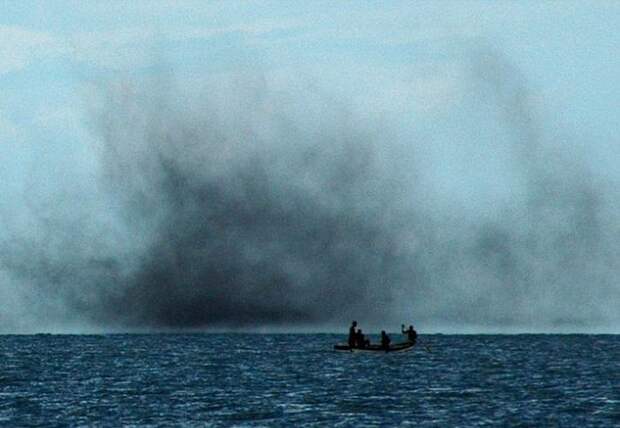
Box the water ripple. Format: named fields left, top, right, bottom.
left=0, top=334, right=618, bottom=426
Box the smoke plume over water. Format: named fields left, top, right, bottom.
left=1, top=55, right=619, bottom=332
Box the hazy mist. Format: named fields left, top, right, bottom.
left=1, top=51, right=619, bottom=333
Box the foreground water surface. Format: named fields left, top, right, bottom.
left=0, top=334, right=618, bottom=426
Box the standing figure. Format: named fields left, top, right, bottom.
left=401, top=324, right=418, bottom=344
left=348, top=321, right=358, bottom=348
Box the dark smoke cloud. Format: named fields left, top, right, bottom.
left=1, top=52, right=619, bottom=332
left=420, top=50, right=619, bottom=328
left=2, top=75, right=416, bottom=329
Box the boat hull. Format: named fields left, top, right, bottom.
left=334, top=341, right=415, bottom=353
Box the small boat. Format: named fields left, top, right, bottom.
left=334, top=341, right=415, bottom=353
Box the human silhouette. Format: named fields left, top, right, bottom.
left=380, top=330, right=391, bottom=350
left=401, top=324, right=417, bottom=343
left=356, top=329, right=369, bottom=348
left=348, top=321, right=358, bottom=348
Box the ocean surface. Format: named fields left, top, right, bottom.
left=0, top=334, right=618, bottom=426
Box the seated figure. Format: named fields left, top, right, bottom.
left=380, top=330, right=391, bottom=350
left=355, top=329, right=370, bottom=348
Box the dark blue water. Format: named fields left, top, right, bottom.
left=0, top=334, right=618, bottom=426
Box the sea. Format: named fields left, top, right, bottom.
left=0, top=334, right=618, bottom=426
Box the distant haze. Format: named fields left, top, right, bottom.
left=1, top=49, right=619, bottom=333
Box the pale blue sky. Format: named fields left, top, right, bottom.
left=2, top=1, right=619, bottom=166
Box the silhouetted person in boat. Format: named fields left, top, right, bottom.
left=381, top=330, right=391, bottom=350
left=401, top=324, right=417, bottom=344
left=356, top=329, right=370, bottom=348
left=348, top=321, right=358, bottom=348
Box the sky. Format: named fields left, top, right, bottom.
left=1, top=1, right=619, bottom=333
